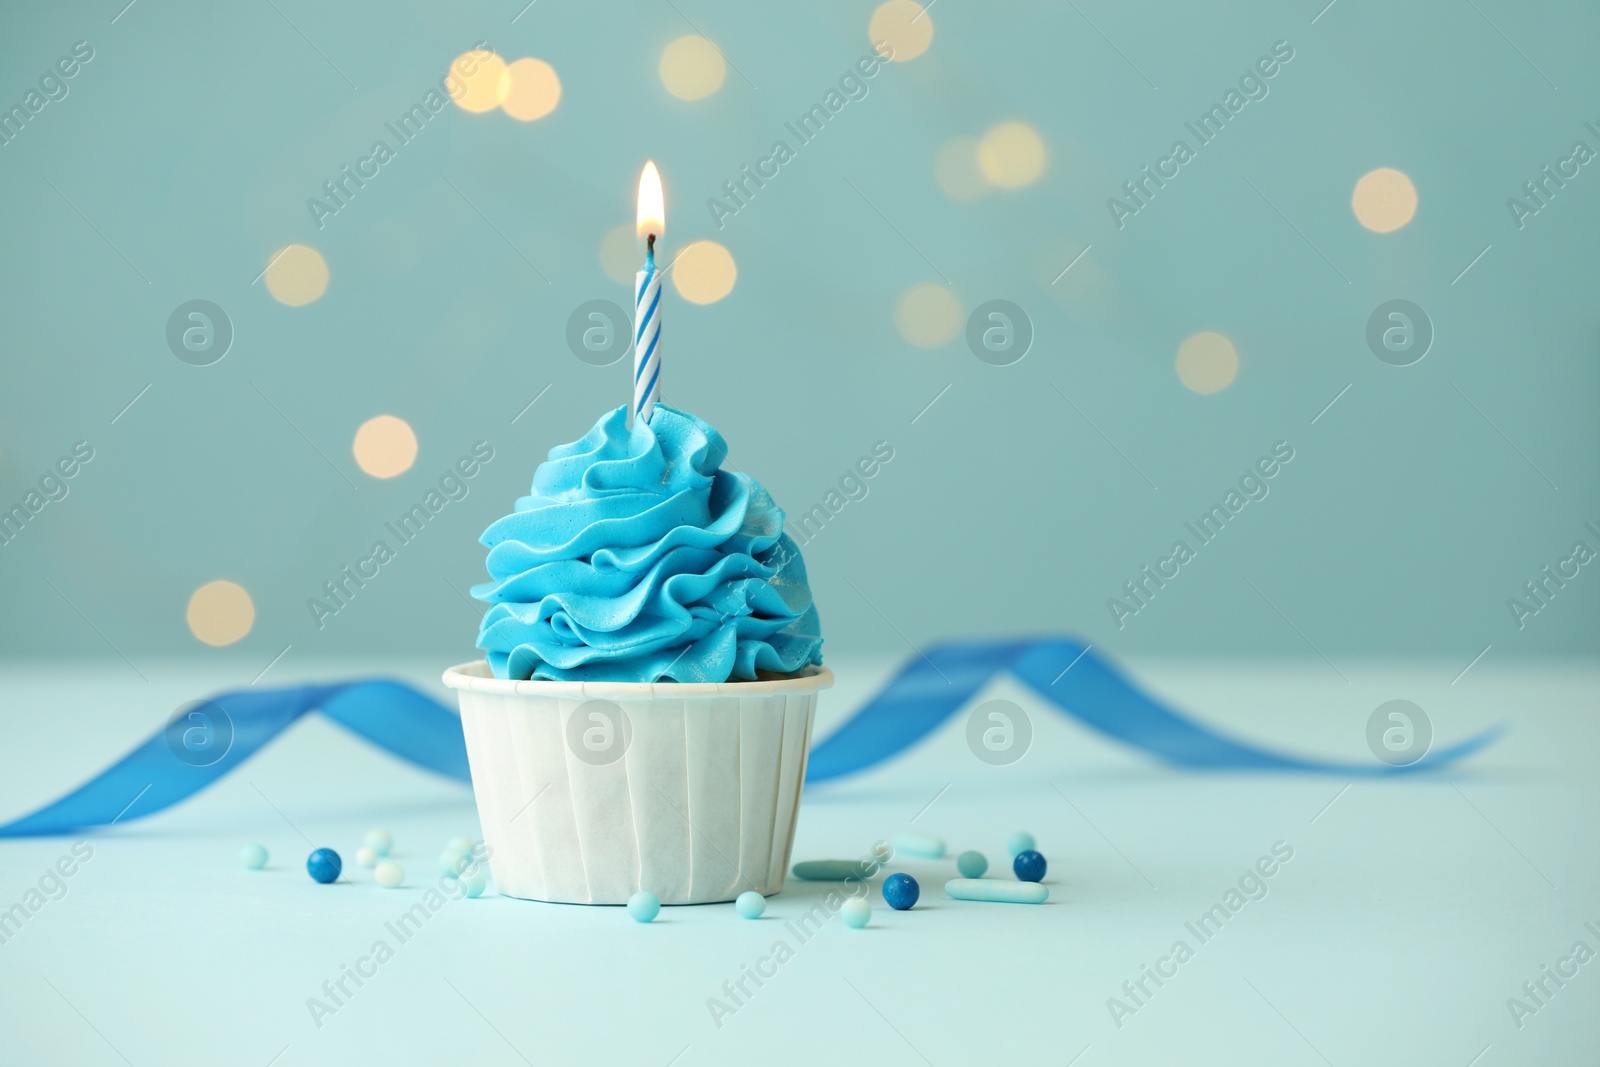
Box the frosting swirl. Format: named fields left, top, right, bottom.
left=472, top=404, right=823, bottom=683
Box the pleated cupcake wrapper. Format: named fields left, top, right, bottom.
left=442, top=661, right=833, bottom=905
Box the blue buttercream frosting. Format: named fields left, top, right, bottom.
left=472, top=404, right=823, bottom=683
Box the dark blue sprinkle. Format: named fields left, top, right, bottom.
left=882, top=872, right=920, bottom=910
left=306, top=848, right=342, bottom=884
left=1013, top=850, right=1047, bottom=883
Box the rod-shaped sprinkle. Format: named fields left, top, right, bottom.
left=892, top=831, right=946, bottom=858
left=944, top=878, right=1049, bottom=904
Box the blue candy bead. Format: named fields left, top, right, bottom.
left=239, top=844, right=268, bottom=870
left=1007, top=832, right=1036, bottom=858
left=458, top=868, right=487, bottom=899
left=735, top=891, right=766, bottom=919
left=841, top=897, right=871, bottom=928
left=882, top=873, right=920, bottom=910
left=628, top=891, right=661, bottom=923
left=363, top=828, right=393, bottom=856
left=1013, top=849, right=1047, bottom=883
left=306, top=848, right=342, bottom=884
left=956, top=850, right=988, bottom=878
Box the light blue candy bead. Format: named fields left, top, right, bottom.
left=239, top=844, right=268, bottom=870
left=458, top=868, right=487, bottom=898
left=439, top=849, right=470, bottom=876
left=1007, top=832, right=1036, bottom=858
left=892, top=832, right=945, bottom=859
left=364, top=828, right=393, bottom=857
left=956, top=850, right=988, bottom=878
left=841, top=897, right=871, bottom=929
left=735, top=891, right=766, bottom=919
left=448, top=836, right=475, bottom=855
left=628, top=891, right=661, bottom=923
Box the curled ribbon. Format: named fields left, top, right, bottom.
left=0, top=638, right=1501, bottom=837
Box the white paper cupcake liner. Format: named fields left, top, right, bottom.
left=442, top=661, right=833, bottom=906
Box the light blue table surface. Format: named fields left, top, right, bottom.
left=0, top=654, right=1595, bottom=1066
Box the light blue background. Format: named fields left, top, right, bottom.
left=1, top=0, right=1597, bottom=670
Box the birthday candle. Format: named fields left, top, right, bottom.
left=634, top=161, right=664, bottom=427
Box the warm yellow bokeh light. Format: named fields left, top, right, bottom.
left=1352, top=167, right=1418, bottom=233
left=353, top=415, right=418, bottom=479
left=895, top=283, right=961, bottom=348
left=187, top=580, right=255, bottom=647
left=935, top=137, right=988, bottom=200
left=1175, top=332, right=1239, bottom=394
left=600, top=224, right=639, bottom=285
left=500, top=58, right=561, bottom=121
left=870, top=0, right=934, bottom=61
left=978, top=122, right=1048, bottom=189
left=449, top=48, right=509, bottom=113
left=264, top=244, right=329, bottom=306
left=659, top=35, right=726, bottom=100
left=670, top=241, right=737, bottom=304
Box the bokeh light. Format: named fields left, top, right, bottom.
left=670, top=241, right=737, bottom=304
left=500, top=58, right=561, bottom=121
left=187, top=580, right=255, bottom=647
left=1352, top=167, right=1417, bottom=233
left=353, top=415, right=418, bottom=478
left=870, top=0, right=934, bottom=61
left=264, top=244, right=329, bottom=306
left=895, top=283, right=961, bottom=347
left=600, top=224, right=639, bottom=285
left=978, top=122, right=1048, bottom=189
left=1175, top=331, right=1239, bottom=394
left=659, top=36, right=727, bottom=100
left=449, top=48, right=509, bottom=113
left=935, top=137, right=988, bottom=200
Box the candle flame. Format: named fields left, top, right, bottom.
left=636, top=160, right=664, bottom=240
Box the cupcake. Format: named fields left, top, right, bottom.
left=442, top=404, right=829, bottom=905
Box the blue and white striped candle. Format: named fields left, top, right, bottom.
left=633, top=161, right=664, bottom=427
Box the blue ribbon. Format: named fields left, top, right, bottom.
left=0, top=638, right=1501, bottom=837
left=804, top=637, right=1502, bottom=781
left=0, top=681, right=471, bottom=838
